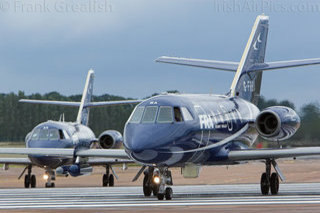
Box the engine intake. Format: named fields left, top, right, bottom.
left=256, top=106, right=300, bottom=141
left=98, top=130, right=123, bottom=149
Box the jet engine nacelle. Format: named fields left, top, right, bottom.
left=98, top=130, right=123, bottom=149
left=255, top=106, right=300, bottom=142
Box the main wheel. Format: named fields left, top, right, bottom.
left=102, top=174, right=108, bottom=187
left=270, top=173, right=279, bottom=195
left=109, top=174, right=114, bottom=187
left=157, top=193, right=164, bottom=200
left=30, top=175, right=36, bottom=188
left=165, top=187, right=173, bottom=200
left=24, top=174, right=30, bottom=188
left=143, top=174, right=152, bottom=196
left=260, top=173, right=270, bottom=195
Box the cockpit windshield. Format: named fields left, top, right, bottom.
left=31, top=127, right=67, bottom=141
left=129, top=106, right=145, bottom=123
left=142, top=106, right=158, bottom=123
left=157, top=106, right=173, bottom=123
left=49, top=129, right=59, bottom=140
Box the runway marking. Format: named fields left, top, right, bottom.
left=0, top=183, right=320, bottom=209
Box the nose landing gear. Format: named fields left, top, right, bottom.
left=143, top=167, right=173, bottom=200
left=44, top=170, right=55, bottom=188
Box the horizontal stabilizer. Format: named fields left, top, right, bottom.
left=156, top=56, right=320, bottom=72
left=155, top=56, right=238, bottom=71
left=19, top=99, right=142, bottom=108
left=251, top=58, right=320, bottom=72
left=19, top=99, right=80, bottom=107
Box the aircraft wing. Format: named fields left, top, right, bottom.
left=155, top=56, right=239, bottom=71
left=87, top=158, right=133, bottom=166
left=0, top=158, right=31, bottom=165
left=228, top=147, right=320, bottom=161
left=0, top=148, right=130, bottom=159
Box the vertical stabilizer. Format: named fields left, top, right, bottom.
left=76, top=69, right=94, bottom=125
left=230, top=15, right=269, bottom=105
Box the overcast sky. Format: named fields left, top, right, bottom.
left=0, top=0, right=320, bottom=108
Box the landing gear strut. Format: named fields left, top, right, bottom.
left=24, top=165, right=36, bottom=188
left=44, top=170, right=55, bottom=188
left=102, top=164, right=114, bottom=187
left=143, top=167, right=173, bottom=200
left=260, top=159, right=279, bottom=195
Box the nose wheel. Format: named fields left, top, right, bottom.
left=260, top=159, right=280, bottom=195
left=44, top=170, right=56, bottom=188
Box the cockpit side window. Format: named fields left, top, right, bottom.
left=157, top=106, right=173, bottom=123
left=31, top=129, right=40, bottom=140
left=174, top=107, right=183, bottom=122
left=181, top=107, right=194, bottom=121
left=39, top=129, right=49, bottom=140
left=129, top=106, right=145, bottom=123
left=59, top=130, right=65, bottom=140
left=142, top=106, right=158, bottom=123
left=49, top=129, right=59, bottom=140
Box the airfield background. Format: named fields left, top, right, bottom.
left=0, top=90, right=319, bottom=147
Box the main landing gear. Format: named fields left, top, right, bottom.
left=260, top=159, right=283, bottom=195
left=24, top=165, right=36, bottom=188
left=44, top=170, right=56, bottom=188
left=102, top=164, right=114, bottom=187
left=143, top=167, right=173, bottom=200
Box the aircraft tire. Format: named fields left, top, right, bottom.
left=270, top=173, right=279, bottom=195
left=102, top=174, right=108, bottom=187
left=30, top=175, right=36, bottom=188
left=260, top=173, right=270, bottom=195
left=157, top=193, right=164, bottom=200
left=109, top=174, right=114, bottom=187
left=152, top=184, right=159, bottom=196
left=165, top=187, right=173, bottom=200
left=24, top=174, right=30, bottom=188
left=143, top=174, right=152, bottom=196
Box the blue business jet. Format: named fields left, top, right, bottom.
left=122, top=15, right=320, bottom=200
left=0, top=70, right=139, bottom=188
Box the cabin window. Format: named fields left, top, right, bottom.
left=49, top=129, right=59, bottom=140
left=31, top=129, right=40, bottom=140
left=129, top=106, right=145, bottom=123
left=142, top=106, right=158, bottom=123
left=181, top=107, right=194, bottom=121
left=39, top=129, right=49, bottom=140
left=157, top=106, right=173, bottom=123
left=174, top=107, right=183, bottom=122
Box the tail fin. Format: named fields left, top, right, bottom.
left=76, top=69, right=94, bottom=125
left=229, top=15, right=269, bottom=105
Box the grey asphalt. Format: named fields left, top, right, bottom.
left=1, top=183, right=320, bottom=209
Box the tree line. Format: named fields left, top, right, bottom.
left=0, top=91, right=319, bottom=146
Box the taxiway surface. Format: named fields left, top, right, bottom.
left=2, top=183, right=320, bottom=212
